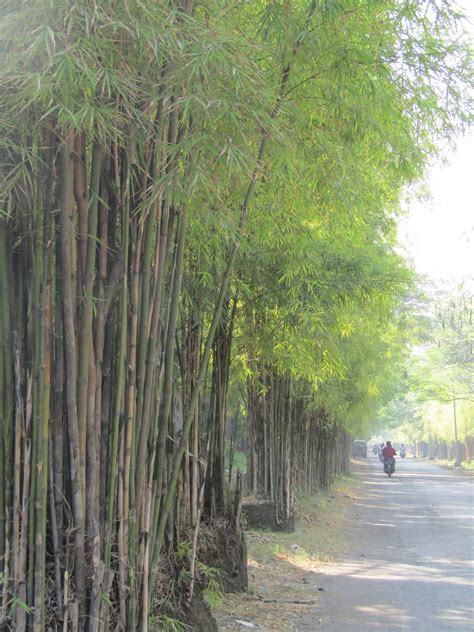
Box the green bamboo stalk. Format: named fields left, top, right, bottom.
left=74, top=132, right=88, bottom=287
left=123, top=215, right=142, bottom=528
left=48, top=434, right=62, bottom=617
left=94, top=156, right=110, bottom=532
left=133, top=209, right=155, bottom=429
left=12, top=333, right=22, bottom=596
left=1, top=237, right=13, bottom=619
left=122, top=212, right=143, bottom=631
left=34, top=253, right=52, bottom=632
left=131, top=91, right=167, bottom=515
left=33, top=132, right=55, bottom=631
left=28, top=187, right=43, bottom=617
left=0, top=218, right=12, bottom=608
left=103, top=147, right=130, bottom=628
left=13, top=326, right=28, bottom=631
left=131, top=196, right=171, bottom=625
left=78, top=140, right=102, bottom=481
left=59, top=132, right=86, bottom=610
left=154, top=207, right=186, bottom=499
left=74, top=139, right=103, bottom=631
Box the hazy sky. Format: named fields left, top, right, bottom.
left=398, top=1, right=473, bottom=289
left=399, top=133, right=474, bottom=287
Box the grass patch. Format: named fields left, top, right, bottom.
left=430, top=457, right=474, bottom=472
left=249, top=492, right=347, bottom=568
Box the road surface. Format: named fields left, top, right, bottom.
left=303, top=455, right=474, bottom=631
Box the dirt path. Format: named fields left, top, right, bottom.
left=214, top=457, right=474, bottom=631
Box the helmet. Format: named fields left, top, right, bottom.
left=386, top=441, right=391, bottom=447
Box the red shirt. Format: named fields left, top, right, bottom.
left=382, top=446, right=396, bottom=458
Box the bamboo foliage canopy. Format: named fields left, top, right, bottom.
left=0, top=0, right=472, bottom=630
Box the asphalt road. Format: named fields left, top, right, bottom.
left=305, top=455, right=474, bottom=631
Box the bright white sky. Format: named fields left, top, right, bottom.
left=399, top=133, right=474, bottom=288
left=398, top=2, right=474, bottom=290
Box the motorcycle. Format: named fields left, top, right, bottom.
left=373, top=444, right=379, bottom=455
left=399, top=447, right=406, bottom=459
left=383, top=457, right=395, bottom=477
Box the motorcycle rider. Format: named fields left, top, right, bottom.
left=382, top=441, right=397, bottom=470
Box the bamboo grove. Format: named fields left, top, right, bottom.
left=0, top=0, right=472, bottom=629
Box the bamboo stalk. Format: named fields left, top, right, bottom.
left=94, top=158, right=110, bottom=532
left=103, top=146, right=130, bottom=627
left=28, top=162, right=44, bottom=620
left=12, top=331, right=22, bottom=601
left=0, top=218, right=12, bottom=620
left=15, top=327, right=31, bottom=632
left=187, top=432, right=211, bottom=605
left=75, top=139, right=103, bottom=631
left=59, top=132, right=86, bottom=610
left=74, top=132, right=88, bottom=287
left=79, top=140, right=102, bottom=516
left=31, top=127, right=55, bottom=632
left=153, top=206, right=187, bottom=510
left=121, top=209, right=144, bottom=631
left=48, top=435, right=63, bottom=617
left=34, top=246, right=52, bottom=632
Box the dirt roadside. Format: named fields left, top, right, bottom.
left=212, top=470, right=362, bottom=631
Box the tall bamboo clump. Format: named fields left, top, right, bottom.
left=0, top=1, right=266, bottom=629
left=0, top=0, right=472, bottom=628
left=245, top=363, right=352, bottom=528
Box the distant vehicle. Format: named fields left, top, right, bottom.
left=352, top=440, right=367, bottom=457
